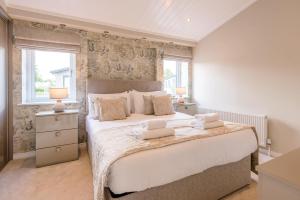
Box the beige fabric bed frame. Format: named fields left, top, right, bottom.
left=105, top=156, right=251, bottom=200
left=87, top=79, right=162, bottom=94
left=86, top=79, right=256, bottom=200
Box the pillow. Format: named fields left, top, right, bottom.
left=97, top=98, right=127, bottom=121
left=128, top=90, right=136, bottom=113
left=94, top=96, right=130, bottom=118
left=143, top=95, right=154, bottom=115
left=88, top=95, right=97, bottom=118
left=88, top=92, right=130, bottom=119
left=120, top=97, right=130, bottom=116
left=152, top=95, right=175, bottom=116
left=133, top=90, right=166, bottom=114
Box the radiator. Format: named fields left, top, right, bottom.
left=199, top=107, right=268, bottom=147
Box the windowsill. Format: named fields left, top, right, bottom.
left=18, top=100, right=79, bottom=106
left=171, top=96, right=191, bottom=99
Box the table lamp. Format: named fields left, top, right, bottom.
left=49, top=88, right=68, bottom=112
left=176, top=87, right=186, bottom=104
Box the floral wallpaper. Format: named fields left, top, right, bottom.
left=12, top=19, right=193, bottom=153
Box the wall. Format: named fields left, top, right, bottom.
left=193, top=0, right=300, bottom=154
left=12, top=20, right=192, bottom=153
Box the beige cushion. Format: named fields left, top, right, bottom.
left=143, top=95, right=154, bottom=115
left=95, top=97, right=130, bottom=117
left=120, top=97, right=131, bottom=117
left=132, top=90, right=167, bottom=114
left=97, top=98, right=127, bottom=121
left=152, top=95, right=175, bottom=116
left=88, top=92, right=131, bottom=119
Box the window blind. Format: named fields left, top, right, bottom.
left=163, top=46, right=193, bottom=60
left=13, top=24, right=81, bottom=53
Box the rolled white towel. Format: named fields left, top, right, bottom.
left=142, top=128, right=175, bottom=140
left=167, top=119, right=194, bottom=129
left=141, top=120, right=167, bottom=130
left=192, top=120, right=224, bottom=130
left=194, top=113, right=219, bottom=123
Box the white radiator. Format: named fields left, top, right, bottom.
left=199, top=107, right=268, bottom=147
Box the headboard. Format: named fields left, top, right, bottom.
left=87, top=79, right=162, bottom=94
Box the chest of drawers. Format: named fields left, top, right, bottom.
left=35, top=110, right=79, bottom=167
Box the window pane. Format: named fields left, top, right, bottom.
left=163, top=59, right=189, bottom=97
left=33, top=50, right=73, bottom=99
left=180, top=62, right=189, bottom=96
left=163, top=60, right=177, bottom=96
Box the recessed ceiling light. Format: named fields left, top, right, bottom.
left=164, top=0, right=172, bottom=8
left=187, top=18, right=191, bottom=22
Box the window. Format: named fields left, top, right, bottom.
left=163, top=59, right=189, bottom=97
left=22, top=49, right=76, bottom=103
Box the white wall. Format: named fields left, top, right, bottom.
left=193, top=0, right=300, bottom=154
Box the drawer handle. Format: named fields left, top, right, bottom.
left=56, top=147, right=61, bottom=152
left=54, top=116, right=59, bottom=121
left=55, top=131, right=61, bottom=137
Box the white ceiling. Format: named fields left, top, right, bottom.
left=6, top=0, right=257, bottom=43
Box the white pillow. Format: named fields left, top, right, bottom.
left=132, top=90, right=166, bottom=114
left=88, top=92, right=131, bottom=119
left=128, top=90, right=136, bottom=113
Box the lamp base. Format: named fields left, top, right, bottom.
left=53, top=100, right=65, bottom=112
left=177, top=96, right=185, bottom=104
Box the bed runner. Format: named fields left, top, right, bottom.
left=89, top=119, right=258, bottom=200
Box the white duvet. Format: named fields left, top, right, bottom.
left=86, top=113, right=257, bottom=194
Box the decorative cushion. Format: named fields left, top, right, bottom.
left=88, top=92, right=130, bottom=119
left=120, top=97, right=130, bottom=116
left=95, top=96, right=130, bottom=118
left=152, top=95, right=175, bottom=116
left=97, top=98, right=127, bottom=121
left=143, top=95, right=154, bottom=115
left=132, top=90, right=166, bottom=114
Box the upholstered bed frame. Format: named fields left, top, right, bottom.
left=87, top=79, right=162, bottom=94
left=86, top=79, right=253, bottom=200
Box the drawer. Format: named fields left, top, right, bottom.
left=36, top=144, right=78, bottom=167
left=176, top=105, right=197, bottom=115
left=36, top=129, right=78, bottom=149
left=36, top=114, right=78, bottom=132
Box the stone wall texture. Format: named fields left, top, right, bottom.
left=12, top=19, right=193, bottom=153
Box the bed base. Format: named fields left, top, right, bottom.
left=105, top=156, right=251, bottom=200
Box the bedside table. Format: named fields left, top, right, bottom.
left=174, top=102, right=197, bottom=116
left=35, top=109, right=79, bottom=167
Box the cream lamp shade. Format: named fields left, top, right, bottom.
left=176, top=87, right=186, bottom=96
left=49, top=88, right=68, bottom=112
left=49, top=88, right=68, bottom=99
left=176, top=87, right=186, bottom=104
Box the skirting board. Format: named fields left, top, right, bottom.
left=13, top=143, right=87, bottom=160
left=259, top=148, right=282, bottom=158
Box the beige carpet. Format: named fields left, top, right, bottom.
left=0, top=146, right=257, bottom=200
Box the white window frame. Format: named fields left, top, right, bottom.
left=22, top=49, right=76, bottom=103
left=163, top=57, right=191, bottom=97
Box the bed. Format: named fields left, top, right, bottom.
left=86, top=79, right=258, bottom=200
